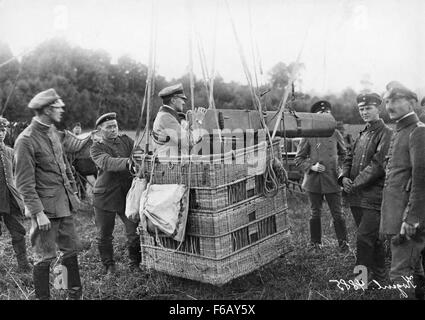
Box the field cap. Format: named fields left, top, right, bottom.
left=357, top=92, right=382, bottom=107
left=311, top=100, right=331, bottom=113
left=95, top=112, right=117, bottom=127
left=383, top=81, right=418, bottom=101
left=158, top=83, right=188, bottom=100
left=28, top=88, right=65, bottom=109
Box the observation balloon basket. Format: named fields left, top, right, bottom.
left=138, top=134, right=291, bottom=286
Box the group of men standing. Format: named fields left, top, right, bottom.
left=296, top=81, right=425, bottom=299
left=0, top=83, right=204, bottom=300
left=2, top=79, right=425, bottom=299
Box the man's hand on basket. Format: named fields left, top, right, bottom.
left=193, top=107, right=207, bottom=127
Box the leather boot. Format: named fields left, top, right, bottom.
left=13, top=239, right=32, bottom=273
left=414, top=275, right=425, bottom=300
left=98, top=242, right=114, bottom=268
left=370, top=240, right=387, bottom=283
left=61, top=255, right=82, bottom=300
left=333, top=217, right=348, bottom=246
left=128, top=243, right=141, bottom=271
left=309, top=218, right=322, bottom=245
left=33, top=264, right=50, bottom=300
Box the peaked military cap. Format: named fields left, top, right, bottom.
left=311, top=100, right=332, bottom=113
left=158, top=83, right=188, bottom=100
left=383, top=81, right=418, bottom=101
left=95, top=112, right=117, bottom=127
left=357, top=92, right=382, bottom=107
left=28, top=88, right=65, bottom=109
left=0, top=116, right=10, bottom=129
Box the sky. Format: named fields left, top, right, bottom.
left=0, top=0, right=424, bottom=96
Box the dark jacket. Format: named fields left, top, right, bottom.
left=381, top=113, right=425, bottom=235
left=90, top=134, right=134, bottom=213
left=0, top=144, right=24, bottom=214
left=14, top=118, right=79, bottom=218
left=295, top=130, right=346, bottom=194
left=338, top=119, right=393, bottom=210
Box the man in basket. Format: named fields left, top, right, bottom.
left=151, top=83, right=207, bottom=156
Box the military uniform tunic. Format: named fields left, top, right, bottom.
left=295, top=130, right=346, bottom=193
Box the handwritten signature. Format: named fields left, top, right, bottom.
left=329, top=276, right=416, bottom=298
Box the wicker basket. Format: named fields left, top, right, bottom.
left=141, top=139, right=282, bottom=188
left=187, top=187, right=287, bottom=236
left=139, top=137, right=290, bottom=285
left=141, top=208, right=288, bottom=259
left=140, top=219, right=291, bottom=286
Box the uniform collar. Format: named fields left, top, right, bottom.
left=396, top=112, right=419, bottom=131
left=159, top=105, right=181, bottom=123
left=363, top=118, right=384, bottom=132
left=31, top=117, right=53, bottom=133
left=100, top=134, right=121, bottom=145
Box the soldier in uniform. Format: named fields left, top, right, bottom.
left=0, top=116, right=31, bottom=273
left=295, top=100, right=348, bottom=252
left=339, top=93, right=393, bottom=283
left=381, top=81, right=425, bottom=299
left=90, top=112, right=144, bottom=275
left=14, top=88, right=82, bottom=300
left=72, top=122, right=82, bottom=136
left=151, top=83, right=206, bottom=156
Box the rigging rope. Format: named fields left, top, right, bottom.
left=133, top=0, right=157, bottom=154
left=224, top=0, right=272, bottom=145
left=248, top=0, right=259, bottom=93
left=0, top=66, right=22, bottom=116
left=187, top=0, right=196, bottom=111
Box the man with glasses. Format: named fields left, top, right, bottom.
left=14, top=88, right=82, bottom=300
left=295, top=100, right=349, bottom=252
left=380, top=81, right=425, bottom=299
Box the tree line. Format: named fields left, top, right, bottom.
left=0, top=38, right=398, bottom=131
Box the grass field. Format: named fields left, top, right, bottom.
left=1, top=189, right=403, bottom=301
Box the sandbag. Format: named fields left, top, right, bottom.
left=125, top=177, right=147, bottom=222
left=140, top=183, right=189, bottom=242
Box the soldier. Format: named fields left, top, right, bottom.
left=381, top=81, right=425, bottom=299
left=152, top=83, right=206, bottom=156
left=14, top=88, right=82, bottom=300
left=339, top=93, right=393, bottom=283
left=72, top=122, right=82, bottom=136
left=295, top=100, right=348, bottom=252
left=90, top=112, right=144, bottom=275
left=0, top=116, right=31, bottom=273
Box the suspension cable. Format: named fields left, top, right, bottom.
left=134, top=0, right=157, bottom=153
left=0, top=66, right=22, bottom=116
left=187, top=0, right=195, bottom=111
left=225, top=0, right=272, bottom=146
